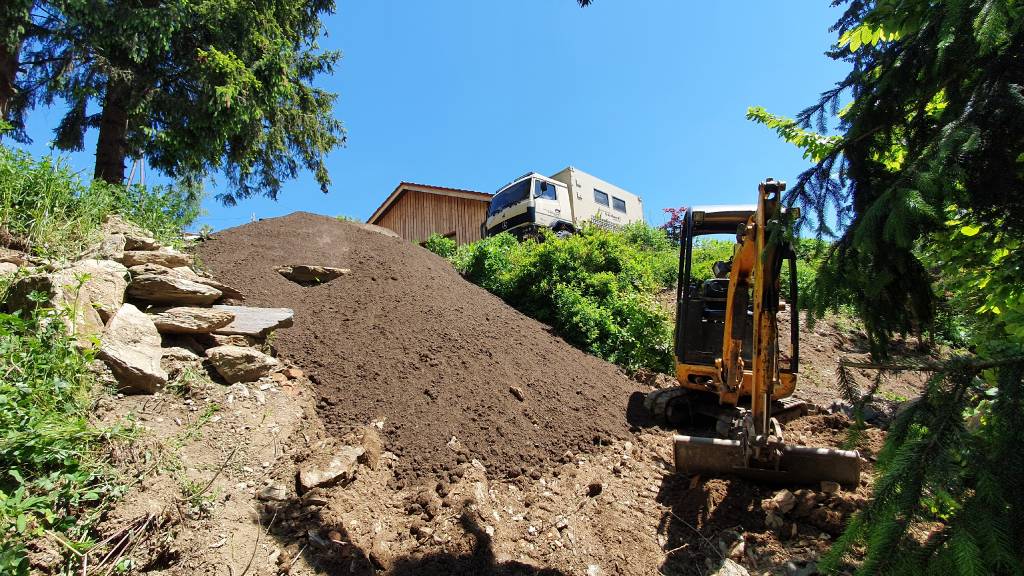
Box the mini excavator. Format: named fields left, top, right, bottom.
left=645, top=179, right=860, bottom=487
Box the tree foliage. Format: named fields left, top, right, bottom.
left=6, top=0, right=345, bottom=204
left=762, top=0, right=1024, bottom=359
left=751, top=2, right=1024, bottom=574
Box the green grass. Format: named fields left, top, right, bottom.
left=0, top=136, right=204, bottom=261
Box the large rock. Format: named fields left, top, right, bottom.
left=65, top=259, right=129, bottom=322
left=5, top=273, right=104, bottom=337
left=123, top=235, right=160, bottom=251
left=119, top=250, right=192, bottom=268
left=127, top=264, right=244, bottom=301
left=205, top=345, right=281, bottom=383
left=212, top=305, right=293, bottom=337
left=274, top=265, right=350, bottom=284
left=98, top=304, right=167, bottom=394
left=298, top=438, right=365, bottom=490
left=150, top=307, right=235, bottom=333
left=127, top=275, right=222, bottom=305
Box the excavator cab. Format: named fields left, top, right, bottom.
left=646, top=181, right=860, bottom=487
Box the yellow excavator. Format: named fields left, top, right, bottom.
left=645, top=179, right=860, bottom=487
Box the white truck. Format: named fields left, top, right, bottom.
left=482, top=167, right=644, bottom=240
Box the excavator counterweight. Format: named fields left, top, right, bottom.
left=650, top=179, right=860, bottom=488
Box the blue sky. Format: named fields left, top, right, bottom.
left=19, top=1, right=850, bottom=232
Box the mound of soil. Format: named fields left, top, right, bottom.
left=198, top=212, right=650, bottom=486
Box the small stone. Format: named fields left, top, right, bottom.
left=271, top=372, right=288, bottom=383
left=713, top=558, right=749, bottom=576
left=283, top=368, right=304, bottom=379
left=257, top=484, right=288, bottom=501
left=302, top=488, right=330, bottom=506
left=820, top=480, right=841, bottom=495
left=510, top=386, right=526, bottom=402
left=298, top=440, right=364, bottom=490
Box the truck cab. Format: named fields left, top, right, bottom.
left=483, top=173, right=573, bottom=240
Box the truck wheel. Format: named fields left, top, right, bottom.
left=555, top=230, right=572, bottom=240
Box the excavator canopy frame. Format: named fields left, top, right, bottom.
left=672, top=204, right=800, bottom=389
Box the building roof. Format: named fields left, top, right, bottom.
left=368, top=182, right=493, bottom=224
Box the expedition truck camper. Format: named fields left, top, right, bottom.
left=482, top=167, right=644, bottom=240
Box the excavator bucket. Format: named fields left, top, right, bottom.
left=673, top=435, right=860, bottom=488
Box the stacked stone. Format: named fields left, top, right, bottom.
left=1, top=216, right=293, bottom=394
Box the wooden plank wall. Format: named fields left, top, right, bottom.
left=376, top=191, right=490, bottom=246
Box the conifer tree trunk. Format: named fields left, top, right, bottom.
left=0, top=42, right=19, bottom=128
left=94, top=77, right=130, bottom=184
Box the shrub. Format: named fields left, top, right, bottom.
left=450, top=223, right=676, bottom=372
left=423, top=232, right=457, bottom=260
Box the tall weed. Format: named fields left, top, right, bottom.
left=0, top=141, right=204, bottom=259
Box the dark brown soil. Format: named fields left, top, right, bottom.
left=198, top=213, right=652, bottom=486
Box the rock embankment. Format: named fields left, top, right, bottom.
left=1, top=215, right=292, bottom=393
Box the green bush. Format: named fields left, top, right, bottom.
left=688, top=237, right=735, bottom=286
left=450, top=223, right=676, bottom=372
left=423, top=232, right=457, bottom=260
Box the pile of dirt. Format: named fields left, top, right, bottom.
left=198, top=213, right=652, bottom=487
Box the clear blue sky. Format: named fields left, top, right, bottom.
left=19, top=1, right=850, bottom=232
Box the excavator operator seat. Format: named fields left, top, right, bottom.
left=701, top=279, right=729, bottom=323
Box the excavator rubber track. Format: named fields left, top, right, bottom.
left=645, top=387, right=809, bottom=431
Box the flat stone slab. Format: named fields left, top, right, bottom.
left=119, top=250, right=192, bottom=268
left=127, top=275, right=222, bottom=305
left=274, top=264, right=350, bottom=284
left=150, top=307, right=235, bottom=333
left=212, top=305, right=294, bottom=337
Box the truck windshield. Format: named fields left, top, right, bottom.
left=489, top=179, right=531, bottom=216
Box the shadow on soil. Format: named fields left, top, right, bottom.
left=258, top=499, right=568, bottom=576
left=653, top=471, right=770, bottom=576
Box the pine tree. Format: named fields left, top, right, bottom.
left=747, top=1, right=1024, bottom=574
left=768, top=0, right=1024, bottom=358
left=9, top=0, right=345, bottom=203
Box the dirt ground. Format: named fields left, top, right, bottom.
left=54, top=214, right=937, bottom=576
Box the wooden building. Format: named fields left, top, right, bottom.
left=368, top=182, right=493, bottom=246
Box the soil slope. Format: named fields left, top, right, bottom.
left=198, top=212, right=652, bottom=486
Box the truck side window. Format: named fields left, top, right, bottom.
left=594, top=189, right=610, bottom=207
left=612, top=196, right=626, bottom=213
left=535, top=181, right=558, bottom=201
